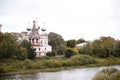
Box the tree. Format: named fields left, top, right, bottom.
left=19, top=40, right=36, bottom=59
left=65, top=48, right=78, bottom=58
left=5, top=33, right=19, bottom=58
left=48, top=32, right=66, bottom=55
left=46, top=50, right=56, bottom=57
left=17, top=47, right=27, bottom=60
left=0, top=39, right=7, bottom=58
left=79, top=36, right=118, bottom=58
left=76, top=38, right=86, bottom=44
left=96, top=37, right=116, bottom=58
left=0, top=32, right=4, bottom=43
left=0, top=33, right=19, bottom=59
left=114, top=40, right=120, bottom=57
left=66, top=39, right=76, bottom=48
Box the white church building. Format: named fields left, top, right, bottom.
left=24, top=20, right=52, bottom=57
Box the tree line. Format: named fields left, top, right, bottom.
left=79, top=37, right=120, bottom=58
left=0, top=32, right=120, bottom=60
left=48, top=32, right=120, bottom=58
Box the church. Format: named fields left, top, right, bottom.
left=24, top=20, right=52, bottom=57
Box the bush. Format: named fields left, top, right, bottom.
left=46, top=51, right=56, bottom=57
left=0, top=65, right=11, bottom=73
left=30, top=61, right=45, bottom=69
left=62, top=55, right=97, bottom=67
left=69, top=55, right=97, bottom=66
left=99, top=68, right=119, bottom=75
left=44, top=59, right=62, bottom=68
left=17, top=47, right=27, bottom=60
left=12, top=61, right=24, bottom=69
left=65, top=48, right=78, bottom=58
left=110, top=72, right=120, bottom=80
left=92, top=68, right=120, bottom=80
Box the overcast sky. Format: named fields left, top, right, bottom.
left=0, top=0, right=120, bottom=40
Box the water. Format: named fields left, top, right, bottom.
left=1, top=65, right=120, bottom=80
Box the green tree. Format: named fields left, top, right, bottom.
left=17, top=47, right=27, bottom=60
left=0, top=32, right=4, bottom=43
left=46, top=50, right=56, bottom=57
left=79, top=36, right=118, bottom=58
left=5, top=33, right=19, bottom=58
left=0, top=33, right=19, bottom=59
left=0, top=39, right=7, bottom=58
left=48, top=32, right=66, bottom=55
left=66, top=39, right=76, bottom=48
left=76, top=38, right=86, bottom=44
left=65, top=48, right=78, bottom=58
left=19, top=40, right=36, bottom=59
left=77, top=41, right=92, bottom=55
left=114, top=40, right=120, bottom=57
left=93, top=37, right=116, bottom=58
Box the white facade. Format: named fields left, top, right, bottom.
left=25, top=21, right=52, bottom=57
left=76, top=42, right=88, bottom=49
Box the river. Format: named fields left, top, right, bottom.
left=1, top=65, right=120, bottom=80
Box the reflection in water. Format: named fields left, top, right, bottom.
left=1, top=65, right=120, bottom=80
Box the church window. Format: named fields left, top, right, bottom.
left=36, top=39, right=38, bottom=43
left=45, top=47, right=46, bottom=50
left=41, top=41, right=42, bottom=44
left=39, top=48, right=40, bottom=51
left=32, top=38, right=34, bottom=43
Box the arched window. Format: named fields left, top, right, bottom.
left=32, top=38, right=34, bottom=43
left=36, top=38, right=38, bottom=43
left=41, top=41, right=42, bottom=44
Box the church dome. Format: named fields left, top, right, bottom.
left=41, top=27, right=46, bottom=31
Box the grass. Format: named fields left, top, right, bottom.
left=0, top=55, right=120, bottom=76
left=92, top=68, right=120, bottom=80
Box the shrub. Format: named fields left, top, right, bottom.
left=0, top=65, right=11, bottom=73
left=68, top=55, right=97, bottom=66
left=12, top=61, right=24, bottom=69
left=23, top=59, right=33, bottom=69
left=46, top=51, right=56, bottom=57
left=44, top=59, right=62, bottom=68
left=92, top=68, right=120, bottom=80
left=62, top=55, right=97, bottom=67
left=65, top=48, right=78, bottom=58
left=110, top=72, right=120, bottom=80
left=99, top=68, right=119, bottom=75
left=17, top=47, right=27, bottom=60
left=30, top=61, right=45, bottom=69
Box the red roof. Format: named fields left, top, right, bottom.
left=32, top=43, right=40, bottom=46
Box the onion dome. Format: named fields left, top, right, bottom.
left=41, top=27, right=46, bottom=31
left=27, top=28, right=31, bottom=31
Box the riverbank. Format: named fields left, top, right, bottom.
left=93, top=68, right=120, bottom=80
left=1, top=65, right=120, bottom=80
left=0, top=55, right=120, bottom=76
